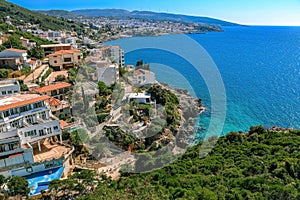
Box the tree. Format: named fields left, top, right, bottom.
left=97, top=81, right=112, bottom=96
left=3, top=35, right=24, bottom=49
left=0, top=44, right=5, bottom=52
left=28, top=45, right=45, bottom=59
left=55, top=75, right=66, bottom=82
left=0, top=174, right=5, bottom=185
left=0, top=69, right=8, bottom=78
left=7, top=176, right=30, bottom=197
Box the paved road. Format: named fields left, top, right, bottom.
left=24, top=64, right=48, bottom=84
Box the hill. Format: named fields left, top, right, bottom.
left=37, top=9, right=80, bottom=19
left=0, top=0, right=84, bottom=32
left=41, top=9, right=240, bottom=26
left=46, top=126, right=300, bottom=199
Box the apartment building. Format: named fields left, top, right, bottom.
left=101, top=46, right=124, bottom=67
left=0, top=93, right=73, bottom=178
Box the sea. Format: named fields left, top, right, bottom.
left=105, top=26, right=300, bottom=140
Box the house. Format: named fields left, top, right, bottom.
left=19, top=37, right=36, bottom=50
left=25, top=59, right=40, bottom=70
left=101, top=46, right=124, bottom=67
left=96, top=63, right=119, bottom=86
left=0, top=48, right=28, bottom=70
left=0, top=93, right=73, bottom=195
left=32, top=82, right=72, bottom=101
left=40, top=44, right=72, bottom=56
left=133, top=69, right=156, bottom=85
left=127, top=93, right=154, bottom=104
left=46, top=97, right=71, bottom=118
left=48, top=49, right=82, bottom=70
left=0, top=79, right=20, bottom=97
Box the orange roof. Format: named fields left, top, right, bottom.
left=29, top=59, right=37, bottom=64
left=33, top=82, right=71, bottom=93
left=0, top=95, right=50, bottom=112
left=7, top=48, right=26, bottom=53
left=48, top=49, right=81, bottom=57
left=46, top=97, right=62, bottom=107
left=60, top=120, right=68, bottom=129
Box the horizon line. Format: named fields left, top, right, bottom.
left=34, top=8, right=300, bottom=27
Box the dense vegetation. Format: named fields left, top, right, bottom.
left=70, top=126, right=300, bottom=200
left=0, top=0, right=85, bottom=32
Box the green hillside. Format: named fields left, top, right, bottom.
left=46, top=126, right=300, bottom=199
left=0, top=0, right=84, bottom=32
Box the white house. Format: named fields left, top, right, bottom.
left=128, top=93, right=153, bottom=104
left=133, top=69, right=156, bottom=85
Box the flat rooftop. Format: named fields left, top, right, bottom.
left=41, top=44, right=71, bottom=48
left=33, top=140, right=71, bottom=163
left=128, top=93, right=151, bottom=99
left=0, top=94, right=50, bottom=112
left=0, top=79, right=19, bottom=87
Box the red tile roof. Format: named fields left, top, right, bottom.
left=60, top=120, right=68, bottom=129
left=46, top=97, right=62, bottom=107
left=48, top=49, right=81, bottom=57
left=0, top=95, right=50, bottom=112
left=33, top=82, right=71, bottom=93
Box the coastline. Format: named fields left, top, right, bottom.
left=157, top=82, right=205, bottom=145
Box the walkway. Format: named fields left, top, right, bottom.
left=24, top=64, right=48, bottom=84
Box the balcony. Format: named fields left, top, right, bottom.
left=19, top=120, right=61, bottom=144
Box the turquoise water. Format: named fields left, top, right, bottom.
left=106, top=26, right=300, bottom=138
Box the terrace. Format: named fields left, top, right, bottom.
left=32, top=139, right=72, bottom=163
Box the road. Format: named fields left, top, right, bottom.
left=24, top=64, right=48, bottom=84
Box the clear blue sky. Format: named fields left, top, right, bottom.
left=7, top=0, right=300, bottom=25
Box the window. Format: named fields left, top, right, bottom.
left=53, top=126, right=59, bottom=131
left=54, top=60, right=57, bottom=64
left=8, top=91, right=12, bottom=94
left=64, top=58, right=72, bottom=62
left=25, top=115, right=35, bottom=124
left=47, top=127, right=52, bottom=134
left=26, top=167, right=33, bottom=172
left=39, top=129, right=46, bottom=136
left=3, top=110, right=9, bottom=117
left=14, top=90, right=18, bottom=93
left=10, top=120, right=20, bottom=128
left=25, top=130, right=37, bottom=137
left=78, top=55, right=81, bottom=60
left=8, top=143, right=18, bottom=151
left=39, top=111, right=47, bottom=120
left=0, top=144, right=6, bottom=152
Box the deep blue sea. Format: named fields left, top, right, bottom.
left=105, top=26, right=300, bottom=139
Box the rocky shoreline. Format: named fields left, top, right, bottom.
left=158, top=82, right=205, bottom=146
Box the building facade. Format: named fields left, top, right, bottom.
left=101, top=46, right=124, bottom=67
left=32, top=82, right=72, bottom=101
left=0, top=79, right=20, bottom=97
left=48, top=49, right=82, bottom=70
left=41, top=44, right=72, bottom=56
left=0, top=93, right=72, bottom=179
left=0, top=48, right=28, bottom=70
